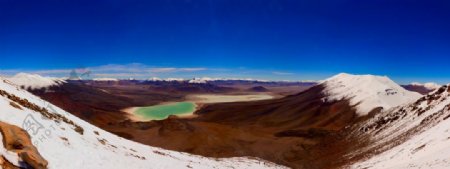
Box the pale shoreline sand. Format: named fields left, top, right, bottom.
left=121, top=107, right=142, bottom=121
left=186, top=94, right=275, bottom=103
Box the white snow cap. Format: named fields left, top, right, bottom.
left=321, top=73, right=422, bottom=116
left=92, top=78, right=119, bottom=81
left=165, top=78, right=185, bottom=82
left=188, top=78, right=208, bottom=84
left=148, top=77, right=162, bottom=81
left=6, top=73, right=65, bottom=89
left=0, top=77, right=283, bottom=169
left=188, top=77, right=222, bottom=83
left=411, top=82, right=442, bottom=90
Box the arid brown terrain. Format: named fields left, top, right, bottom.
left=27, top=80, right=371, bottom=168
left=30, top=80, right=312, bottom=129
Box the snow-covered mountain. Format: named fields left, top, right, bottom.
left=321, top=73, right=422, bottom=116
left=410, top=82, right=441, bottom=90
left=146, top=77, right=317, bottom=83
left=165, top=78, right=185, bottom=82
left=92, top=78, right=119, bottom=81
left=0, top=77, right=283, bottom=169
left=148, top=77, right=162, bottom=81
left=188, top=77, right=221, bottom=83
left=349, top=85, right=450, bottom=168
left=6, top=73, right=66, bottom=90
left=402, top=82, right=441, bottom=95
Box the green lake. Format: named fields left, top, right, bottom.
left=134, top=102, right=196, bottom=120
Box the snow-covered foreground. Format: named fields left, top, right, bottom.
left=322, top=73, right=421, bottom=116
left=0, top=78, right=284, bottom=169
left=350, top=85, right=450, bottom=168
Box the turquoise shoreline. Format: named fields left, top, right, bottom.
left=134, top=102, right=196, bottom=120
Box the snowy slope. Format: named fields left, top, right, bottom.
left=6, top=73, right=65, bottom=89
left=322, top=73, right=422, bottom=115
left=0, top=78, right=283, bottom=169
left=350, top=85, right=450, bottom=168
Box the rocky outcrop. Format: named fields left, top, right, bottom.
left=157, top=115, right=194, bottom=136
left=247, top=86, right=269, bottom=92
left=0, top=121, right=48, bottom=169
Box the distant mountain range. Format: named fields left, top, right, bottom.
left=2, top=72, right=449, bottom=168
left=402, top=82, right=441, bottom=95
left=3, top=73, right=440, bottom=95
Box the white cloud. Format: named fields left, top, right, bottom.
left=149, top=67, right=206, bottom=73
left=272, top=71, right=294, bottom=75
left=0, top=63, right=309, bottom=81
left=149, top=68, right=177, bottom=73
left=179, top=68, right=207, bottom=72
left=93, top=73, right=149, bottom=78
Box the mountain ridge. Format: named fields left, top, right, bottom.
left=6, top=73, right=65, bottom=90
left=348, top=84, right=450, bottom=168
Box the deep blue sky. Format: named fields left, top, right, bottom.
left=1, top=0, right=450, bottom=83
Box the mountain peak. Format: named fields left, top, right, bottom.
left=321, top=73, right=422, bottom=116
left=6, top=73, right=65, bottom=89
